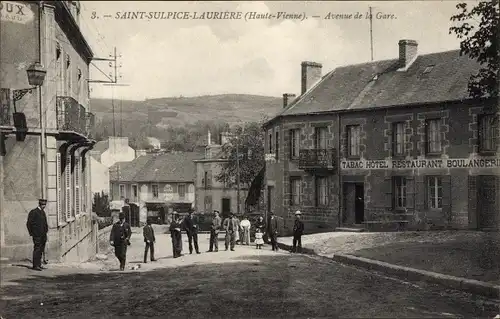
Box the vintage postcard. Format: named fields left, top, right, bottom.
left=1, top=0, right=499, bottom=318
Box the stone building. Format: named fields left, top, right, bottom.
left=263, top=39, right=498, bottom=234
left=0, top=1, right=97, bottom=261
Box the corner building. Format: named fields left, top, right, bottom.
left=263, top=40, right=499, bottom=234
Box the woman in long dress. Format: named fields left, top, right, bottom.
left=169, top=214, right=183, bottom=258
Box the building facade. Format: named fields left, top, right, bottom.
left=0, top=1, right=97, bottom=261
left=109, top=152, right=201, bottom=225
left=263, top=40, right=499, bottom=234
left=193, top=132, right=248, bottom=217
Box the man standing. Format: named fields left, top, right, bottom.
left=143, top=219, right=156, bottom=263
left=240, top=216, right=251, bottom=245
left=26, top=199, right=49, bottom=271
left=268, top=211, right=279, bottom=251
left=291, top=210, right=305, bottom=253
left=109, top=212, right=132, bottom=271
left=208, top=210, right=221, bottom=252
left=223, top=212, right=238, bottom=251
left=169, top=213, right=183, bottom=258
left=183, top=210, right=200, bottom=254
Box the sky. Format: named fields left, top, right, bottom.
left=78, top=1, right=477, bottom=101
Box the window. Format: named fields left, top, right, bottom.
left=178, top=184, right=186, bottom=198
left=132, top=184, right=138, bottom=201
left=275, top=131, right=279, bottom=160
left=268, top=130, right=273, bottom=153
left=56, top=152, right=63, bottom=225
left=315, top=127, right=327, bottom=149
left=426, top=119, right=441, bottom=154
left=203, top=171, right=208, bottom=188
left=393, top=176, right=407, bottom=209
left=119, top=184, right=125, bottom=199
left=315, top=176, right=328, bottom=206
left=427, top=176, right=442, bottom=209
left=392, top=122, right=405, bottom=156
left=289, top=129, right=300, bottom=159
left=347, top=125, right=360, bottom=157
left=290, top=178, right=301, bottom=206
left=152, top=184, right=159, bottom=198
left=479, top=114, right=497, bottom=153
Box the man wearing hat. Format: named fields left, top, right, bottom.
left=183, top=209, right=200, bottom=254
left=109, top=212, right=132, bottom=271
left=26, top=199, right=49, bottom=271
left=267, top=211, right=279, bottom=251
left=208, top=210, right=222, bottom=252
left=291, top=210, right=305, bottom=253
left=222, top=212, right=239, bottom=251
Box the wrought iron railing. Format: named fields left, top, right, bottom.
left=0, top=88, right=11, bottom=126
left=298, top=148, right=337, bottom=170
left=56, top=96, right=87, bottom=135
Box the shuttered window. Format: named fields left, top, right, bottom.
left=74, top=157, right=80, bottom=217
left=427, top=176, right=443, bottom=209
left=347, top=125, right=360, bottom=157
left=56, top=152, right=63, bottom=225
left=206, top=171, right=212, bottom=188
left=426, top=119, right=441, bottom=154
left=65, top=155, right=72, bottom=220
left=290, top=178, right=301, bottom=206
left=315, top=176, right=328, bottom=206
left=392, top=122, right=405, bottom=156
left=393, top=176, right=407, bottom=209
left=289, top=129, right=300, bottom=159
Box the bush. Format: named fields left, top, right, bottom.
left=97, top=217, right=113, bottom=230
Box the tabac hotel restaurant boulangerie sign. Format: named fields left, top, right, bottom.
left=341, top=158, right=500, bottom=170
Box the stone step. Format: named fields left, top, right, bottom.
left=335, top=227, right=366, bottom=233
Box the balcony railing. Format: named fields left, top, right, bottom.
left=56, top=96, right=87, bottom=135
left=298, top=148, right=337, bottom=170
left=0, top=88, right=11, bottom=126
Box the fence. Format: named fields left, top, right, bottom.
left=97, top=224, right=113, bottom=254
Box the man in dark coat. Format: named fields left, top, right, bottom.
left=109, top=212, right=132, bottom=271
left=26, top=199, right=49, bottom=271
left=169, top=213, right=183, bottom=258
left=223, top=212, right=239, bottom=251
left=208, top=210, right=222, bottom=252
left=291, top=210, right=305, bottom=253
left=267, top=211, right=279, bottom=251
left=183, top=210, right=200, bottom=254
left=143, top=219, right=156, bottom=263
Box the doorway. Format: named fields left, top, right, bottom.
left=267, top=186, right=273, bottom=213
left=477, top=175, right=498, bottom=229
left=222, top=198, right=231, bottom=219
left=343, top=182, right=365, bottom=225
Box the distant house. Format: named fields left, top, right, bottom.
left=109, top=151, right=203, bottom=225
left=193, top=132, right=248, bottom=218
left=89, top=136, right=136, bottom=198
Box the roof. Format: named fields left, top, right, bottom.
left=92, top=140, right=109, bottom=154
left=268, top=49, right=482, bottom=123
left=109, top=152, right=204, bottom=183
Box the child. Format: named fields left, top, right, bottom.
left=255, top=227, right=264, bottom=249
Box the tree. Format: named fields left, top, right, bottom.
left=215, top=122, right=265, bottom=191
left=92, top=191, right=111, bottom=217
left=449, top=0, right=499, bottom=98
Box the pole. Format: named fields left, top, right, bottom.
left=369, top=6, right=374, bottom=61
left=111, top=86, right=115, bottom=136
left=236, top=137, right=241, bottom=216
left=39, top=4, right=46, bottom=199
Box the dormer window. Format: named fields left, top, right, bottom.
left=56, top=42, right=61, bottom=60
left=423, top=65, right=434, bottom=74
left=66, top=54, right=71, bottom=68
left=371, top=74, right=379, bottom=81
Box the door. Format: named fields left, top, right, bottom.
left=477, top=175, right=498, bottom=229
left=343, top=183, right=355, bottom=225
left=222, top=198, right=231, bottom=219
left=355, top=184, right=365, bottom=224
left=267, top=186, right=273, bottom=213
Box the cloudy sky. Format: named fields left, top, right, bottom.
left=79, top=1, right=475, bottom=101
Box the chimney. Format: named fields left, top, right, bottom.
left=398, top=39, right=418, bottom=71
left=282, top=93, right=296, bottom=108
left=301, top=61, right=322, bottom=95
left=208, top=130, right=211, bottom=145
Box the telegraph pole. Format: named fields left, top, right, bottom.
left=369, top=7, right=374, bottom=61
left=236, top=138, right=241, bottom=216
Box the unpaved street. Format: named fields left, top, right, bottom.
left=1, top=230, right=498, bottom=318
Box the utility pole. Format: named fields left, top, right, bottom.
left=236, top=137, right=241, bottom=216
left=369, top=6, right=374, bottom=61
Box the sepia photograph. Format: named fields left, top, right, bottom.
left=0, top=0, right=499, bottom=318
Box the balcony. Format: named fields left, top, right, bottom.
left=56, top=96, right=87, bottom=135
left=298, top=148, right=337, bottom=171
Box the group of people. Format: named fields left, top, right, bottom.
left=25, top=199, right=305, bottom=272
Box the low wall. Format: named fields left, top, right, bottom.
left=97, top=224, right=113, bottom=254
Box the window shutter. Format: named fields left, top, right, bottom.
left=201, top=173, right=205, bottom=187
left=65, top=156, right=72, bottom=221
left=207, top=171, right=212, bottom=188
left=56, top=152, right=62, bottom=225
left=441, top=175, right=452, bottom=223
left=74, top=157, right=80, bottom=216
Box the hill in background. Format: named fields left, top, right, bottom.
left=89, top=94, right=282, bottom=149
